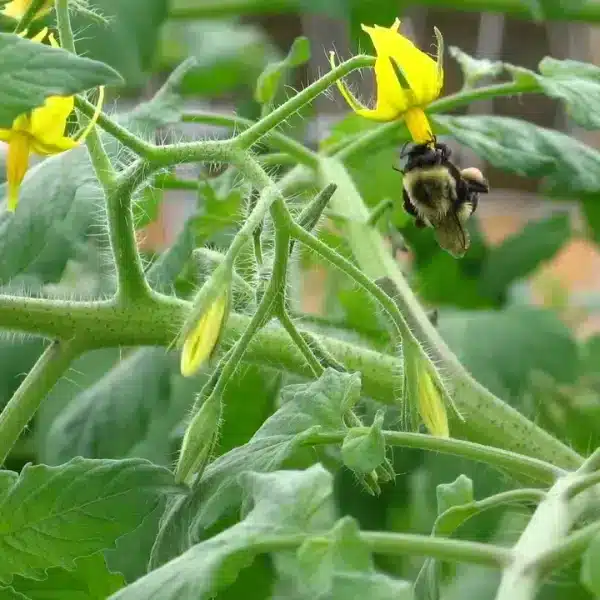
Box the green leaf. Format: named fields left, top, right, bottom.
left=43, top=349, right=183, bottom=465
left=436, top=474, right=475, bottom=518
left=71, top=0, right=168, bottom=87
left=150, top=369, right=358, bottom=567
left=439, top=306, right=578, bottom=398
left=581, top=532, right=600, bottom=595
left=0, top=33, right=121, bottom=128
left=341, top=411, right=386, bottom=474
left=282, top=517, right=412, bottom=600
left=9, top=553, right=125, bottom=599
left=435, top=115, right=600, bottom=196
left=0, top=457, right=178, bottom=584
left=0, top=147, right=102, bottom=284
left=479, top=213, right=571, bottom=298
left=159, top=20, right=275, bottom=97
left=112, top=466, right=335, bottom=600
left=255, top=36, right=311, bottom=105
left=507, top=56, right=600, bottom=130
left=449, top=46, right=503, bottom=87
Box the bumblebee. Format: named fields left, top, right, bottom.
left=397, top=140, right=489, bottom=257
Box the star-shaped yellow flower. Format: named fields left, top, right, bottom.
left=330, top=18, right=444, bottom=143
left=2, top=0, right=52, bottom=20
left=0, top=28, right=104, bottom=211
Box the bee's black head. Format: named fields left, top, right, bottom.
left=399, top=139, right=452, bottom=173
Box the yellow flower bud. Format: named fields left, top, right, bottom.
left=417, top=362, right=449, bottom=438
left=180, top=288, right=229, bottom=378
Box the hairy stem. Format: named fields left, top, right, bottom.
left=0, top=340, right=81, bottom=465
left=307, top=430, right=561, bottom=485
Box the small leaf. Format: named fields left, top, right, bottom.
left=10, top=553, right=125, bottom=599
left=479, top=213, right=571, bottom=298
left=341, top=411, right=386, bottom=474
left=0, top=33, right=121, bottom=128
left=449, top=46, right=503, bottom=87
left=111, top=466, right=335, bottom=600
left=286, top=517, right=412, bottom=600
left=435, top=114, right=600, bottom=196
left=254, top=36, right=311, bottom=105
left=0, top=457, right=179, bottom=584
left=436, top=474, right=474, bottom=516
left=581, top=532, right=600, bottom=594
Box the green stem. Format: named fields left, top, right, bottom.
left=290, top=217, right=581, bottom=468
left=55, top=0, right=116, bottom=193
left=234, top=55, right=375, bottom=150
left=533, top=520, right=600, bottom=578
left=108, top=161, right=155, bottom=301
left=362, top=531, right=511, bottom=567
left=74, top=95, right=155, bottom=159
left=0, top=340, right=81, bottom=465
left=307, top=431, right=561, bottom=485
left=182, top=111, right=318, bottom=168
left=277, top=308, right=324, bottom=377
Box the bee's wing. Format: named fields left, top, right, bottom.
left=434, top=210, right=470, bottom=258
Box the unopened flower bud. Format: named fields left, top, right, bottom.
left=175, top=393, right=222, bottom=484
left=180, top=265, right=231, bottom=378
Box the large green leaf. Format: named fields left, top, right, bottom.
left=9, top=553, right=125, bottom=599
left=438, top=306, right=578, bottom=398
left=479, top=213, right=571, bottom=298
left=0, top=457, right=178, bottom=584
left=0, top=33, right=121, bottom=127
left=0, top=147, right=102, bottom=285
left=112, top=466, right=335, bottom=600
left=509, top=57, right=600, bottom=130
left=435, top=115, right=600, bottom=196
left=70, top=0, right=168, bottom=87
left=150, top=369, right=358, bottom=567
left=42, top=349, right=181, bottom=465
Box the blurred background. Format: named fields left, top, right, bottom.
left=129, top=0, right=600, bottom=337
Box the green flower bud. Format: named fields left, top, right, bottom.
left=175, top=393, right=222, bottom=485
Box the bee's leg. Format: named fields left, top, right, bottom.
left=415, top=218, right=427, bottom=229
left=402, top=190, right=418, bottom=218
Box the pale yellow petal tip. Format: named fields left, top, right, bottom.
left=180, top=293, right=228, bottom=378
left=419, top=368, right=450, bottom=438
left=7, top=187, right=19, bottom=213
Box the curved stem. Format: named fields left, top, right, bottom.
left=307, top=431, right=561, bottom=485
left=108, top=161, right=155, bottom=301
left=234, top=55, right=375, bottom=150
left=362, top=531, right=511, bottom=567
left=277, top=308, right=324, bottom=377
left=0, top=339, right=81, bottom=465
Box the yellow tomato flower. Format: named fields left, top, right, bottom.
left=0, top=28, right=104, bottom=211
left=2, top=0, right=52, bottom=20
left=330, top=18, right=444, bottom=143
left=180, top=290, right=229, bottom=378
